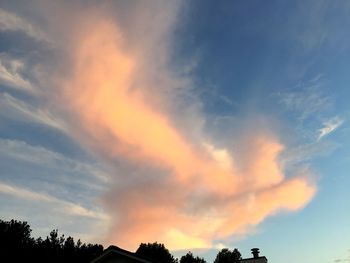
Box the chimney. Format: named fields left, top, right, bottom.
left=251, top=248, right=260, bottom=258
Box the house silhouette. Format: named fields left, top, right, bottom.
left=90, top=246, right=268, bottom=263
left=240, top=248, right=267, bottom=263
left=90, top=245, right=153, bottom=263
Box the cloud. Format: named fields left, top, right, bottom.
left=0, top=181, right=52, bottom=202
left=0, top=138, right=109, bottom=184
left=0, top=1, right=317, bottom=251
left=318, top=116, right=344, bottom=140
left=0, top=92, right=66, bottom=130
left=0, top=138, right=111, bottom=242
left=57, top=7, right=315, bottom=250
left=0, top=56, right=35, bottom=92
left=278, top=81, right=332, bottom=121
left=0, top=181, right=107, bottom=219
left=280, top=140, right=339, bottom=167
left=0, top=181, right=110, bottom=243
left=277, top=76, right=344, bottom=143
left=0, top=8, right=48, bottom=42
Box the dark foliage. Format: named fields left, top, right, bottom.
left=1, top=218, right=246, bottom=263
left=0, top=219, right=103, bottom=263
left=213, top=248, right=241, bottom=263
left=136, top=242, right=178, bottom=263
left=180, top=251, right=207, bottom=263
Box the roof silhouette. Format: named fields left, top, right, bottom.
left=90, top=245, right=154, bottom=263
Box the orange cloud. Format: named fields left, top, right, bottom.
left=61, top=15, right=316, bottom=251
left=66, top=20, right=194, bottom=174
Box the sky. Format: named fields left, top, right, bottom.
left=0, top=1, right=349, bottom=263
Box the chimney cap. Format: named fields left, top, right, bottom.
left=251, top=248, right=260, bottom=258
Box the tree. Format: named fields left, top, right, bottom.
left=136, top=242, right=177, bottom=263
left=0, top=219, right=34, bottom=262
left=0, top=218, right=103, bottom=263
left=180, top=251, right=207, bottom=263
left=0, top=219, right=33, bottom=246
left=214, top=248, right=241, bottom=263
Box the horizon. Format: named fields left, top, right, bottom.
left=0, top=1, right=349, bottom=263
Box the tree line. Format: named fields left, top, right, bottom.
left=136, top=242, right=241, bottom=263
left=0, top=219, right=103, bottom=263
left=0, top=219, right=242, bottom=263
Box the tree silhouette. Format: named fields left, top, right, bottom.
left=0, top=219, right=34, bottom=262
left=1, top=218, right=249, bottom=263
left=0, top=219, right=103, bottom=263
left=214, top=248, right=241, bottom=263
left=136, top=242, right=177, bottom=263
left=180, top=251, right=207, bottom=263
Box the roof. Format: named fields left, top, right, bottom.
left=90, top=245, right=154, bottom=263
left=240, top=256, right=268, bottom=263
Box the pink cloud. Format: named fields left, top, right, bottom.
left=56, top=9, right=316, bottom=250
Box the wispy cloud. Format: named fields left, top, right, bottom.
left=0, top=138, right=109, bottom=184
left=278, top=81, right=332, bottom=121
left=0, top=181, right=108, bottom=219
left=0, top=181, right=52, bottom=202
left=0, top=137, right=111, bottom=242
left=0, top=92, right=66, bottom=131
left=276, top=75, right=345, bottom=144
left=318, top=116, right=344, bottom=140
left=0, top=56, right=35, bottom=92
left=280, top=140, right=339, bottom=167
left=0, top=8, right=48, bottom=42
left=0, top=181, right=110, bottom=243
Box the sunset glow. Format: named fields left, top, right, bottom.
left=1, top=2, right=349, bottom=263
left=61, top=16, right=315, bottom=250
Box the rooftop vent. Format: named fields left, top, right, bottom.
left=251, top=248, right=260, bottom=258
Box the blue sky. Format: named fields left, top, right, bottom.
left=0, top=1, right=349, bottom=263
